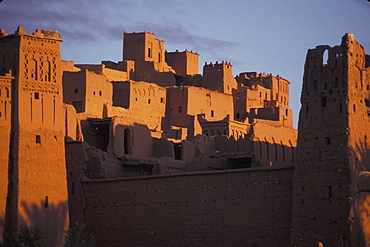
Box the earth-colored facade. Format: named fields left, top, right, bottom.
left=1, top=26, right=369, bottom=246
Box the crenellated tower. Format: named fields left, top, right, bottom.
left=0, top=26, right=68, bottom=245
left=291, top=34, right=370, bottom=246
left=202, top=61, right=237, bottom=95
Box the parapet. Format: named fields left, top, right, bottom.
left=0, top=26, right=63, bottom=41
left=166, top=49, right=199, bottom=55
left=204, top=61, right=232, bottom=68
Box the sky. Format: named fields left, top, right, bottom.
left=1, top=0, right=369, bottom=128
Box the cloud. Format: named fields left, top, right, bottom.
left=0, top=0, right=239, bottom=63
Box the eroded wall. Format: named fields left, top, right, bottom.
left=291, top=33, right=370, bottom=246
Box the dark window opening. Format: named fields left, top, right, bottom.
left=158, top=53, right=161, bottom=63
left=84, top=121, right=110, bottom=152
left=34, top=92, right=40, bottom=99
left=328, top=186, right=333, bottom=200
left=74, top=89, right=78, bottom=93
left=36, top=135, right=41, bottom=144
left=44, top=196, right=48, bottom=208
left=365, top=98, right=370, bottom=107
left=236, top=113, right=240, bottom=119
left=321, top=97, right=327, bottom=107
left=178, top=106, right=182, bottom=113
left=173, top=143, right=182, bottom=160
left=99, top=91, right=102, bottom=96
left=211, top=110, right=214, bottom=117
left=124, top=128, right=131, bottom=155
left=160, top=97, right=164, bottom=103
left=325, top=137, right=331, bottom=145
left=148, top=99, right=151, bottom=104
left=148, top=48, right=151, bottom=58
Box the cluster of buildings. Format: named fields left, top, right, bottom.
left=0, top=26, right=369, bottom=246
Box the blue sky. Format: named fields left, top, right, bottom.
left=1, top=0, right=369, bottom=128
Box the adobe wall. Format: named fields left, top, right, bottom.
left=252, top=120, right=297, bottom=166
left=63, top=71, right=87, bottom=112
left=165, top=87, right=233, bottom=137
left=63, top=70, right=113, bottom=117
left=0, top=74, right=12, bottom=240
left=75, top=64, right=130, bottom=81
left=165, top=50, right=199, bottom=76
left=79, top=166, right=294, bottom=247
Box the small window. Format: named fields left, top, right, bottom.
left=93, top=91, right=96, bottom=95
left=74, top=89, right=78, bottom=93
left=236, top=113, right=240, bottom=119
left=178, top=106, right=182, bottom=113
left=36, top=135, right=41, bottom=144
left=148, top=99, right=151, bottom=104
left=44, top=196, right=48, bottom=208
left=211, top=110, right=214, bottom=117
left=325, top=137, right=331, bottom=145
left=160, top=98, right=164, bottom=103
left=34, top=92, right=40, bottom=99
left=148, top=48, right=151, bottom=58
left=99, top=91, right=102, bottom=96
left=321, top=97, right=327, bottom=107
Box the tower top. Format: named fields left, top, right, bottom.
left=0, top=26, right=63, bottom=41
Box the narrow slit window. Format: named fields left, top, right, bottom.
left=44, top=196, right=48, bottom=208
left=36, top=135, right=41, bottom=144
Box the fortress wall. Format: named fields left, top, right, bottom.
left=80, top=166, right=294, bottom=247
left=252, top=121, right=297, bottom=166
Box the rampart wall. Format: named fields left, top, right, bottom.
left=77, top=166, right=294, bottom=247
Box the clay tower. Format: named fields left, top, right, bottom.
left=0, top=26, right=68, bottom=245
left=202, top=61, right=237, bottom=95
left=291, top=34, right=370, bottom=246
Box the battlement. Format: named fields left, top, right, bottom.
left=204, top=60, right=232, bottom=68
left=166, top=49, right=199, bottom=55
left=0, top=26, right=63, bottom=41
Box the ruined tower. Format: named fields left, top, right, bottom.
left=0, top=26, right=68, bottom=245
left=202, top=61, right=237, bottom=95
left=291, top=34, right=370, bottom=246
